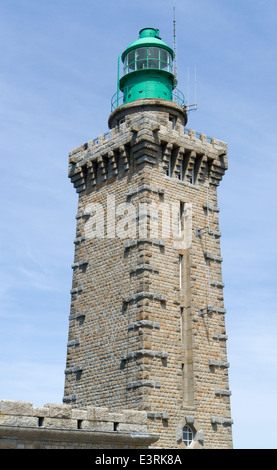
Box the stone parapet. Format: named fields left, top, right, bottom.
left=0, top=400, right=159, bottom=449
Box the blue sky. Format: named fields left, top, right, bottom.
left=0, top=0, right=276, bottom=449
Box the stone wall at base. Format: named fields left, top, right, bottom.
left=0, top=400, right=159, bottom=449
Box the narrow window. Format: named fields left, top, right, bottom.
left=180, top=307, right=184, bottom=341
left=178, top=202, right=184, bottom=235
left=114, top=422, right=119, bottom=431
left=77, top=420, right=82, bottom=429
left=181, top=363, right=185, bottom=401
left=179, top=254, right=183, bottom=289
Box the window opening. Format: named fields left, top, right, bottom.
left=169, top=115, right=176, bottom=129
left=179, top=254, right=183, bottom=289
left=178, top=202, right=184, bottom=235
left=182, top=425, right=195, bottom=447
left=114, top=422, right=119, bottom=431
left=38, top=417, right=44, bottom=427
left=180, top=307, right=184, bottom=341
left=181, top=363, right=185, bottom=401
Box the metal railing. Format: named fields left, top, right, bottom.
left=111, top=87, right=185, bottom=112
left=172, top=89, right=185, bottom=108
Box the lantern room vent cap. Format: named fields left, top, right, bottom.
left=139, top=28, right=161, bottom=39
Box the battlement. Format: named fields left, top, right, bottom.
left=68, top=111, right=228, bottom=194
left=0, top=400, right=159, bottom=449
left=69, top=122, right=227, bottom=163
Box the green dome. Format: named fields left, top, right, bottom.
left=121, top=28, right=174, bottom=62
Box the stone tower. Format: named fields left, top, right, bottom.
left=63, top=28, right=233, bottom=449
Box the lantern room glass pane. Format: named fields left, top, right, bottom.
left=148, top=47, right=159, bottom=59
left=160, top=49, right=168, bottom=63
left=136, top=47, right=147, bottom=59
left=136, top=47, right=147, bottom=70
left=148, top=58, right=159, bottom=69
left=127, top=50, right=136, bottom=71
left=160, top=49, right=172, bottom=71
left=148, top=47, right=159, bottom=69
left=123, top=46, right=173, bottom=74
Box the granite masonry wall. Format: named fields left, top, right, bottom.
left=64, top=100, right=233, bottom=449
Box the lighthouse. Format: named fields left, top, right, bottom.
left=64, top=28, right=233, bottom=449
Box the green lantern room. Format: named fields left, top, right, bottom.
left=111, top=28, right=185, bottom=111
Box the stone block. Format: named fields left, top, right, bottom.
left=0, top=400, right=33, bottom=416
left=32, top=406, right=50, bottom=418
left=43, top=417, right=77, bottom=428
left=117, top=422, right=148, bottom=433
left=108, top=412, right=125, bottom=423
left=46, top=403, right=72, bottom=419
left=71, top=409, right=87, bottom=420
left=122, top=410, right=147, bottom=425
left=0, top=415, right=37, bottom=427
left=93, top=407, right=110, bottom=422
left=86, top=405, right=97, bottom=421
left=81, top=420, right=114, bottom=432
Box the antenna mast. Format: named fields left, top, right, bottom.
left=172, top=3, right=197, bottom=113
left=173, top=5, right=177, bottom=80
